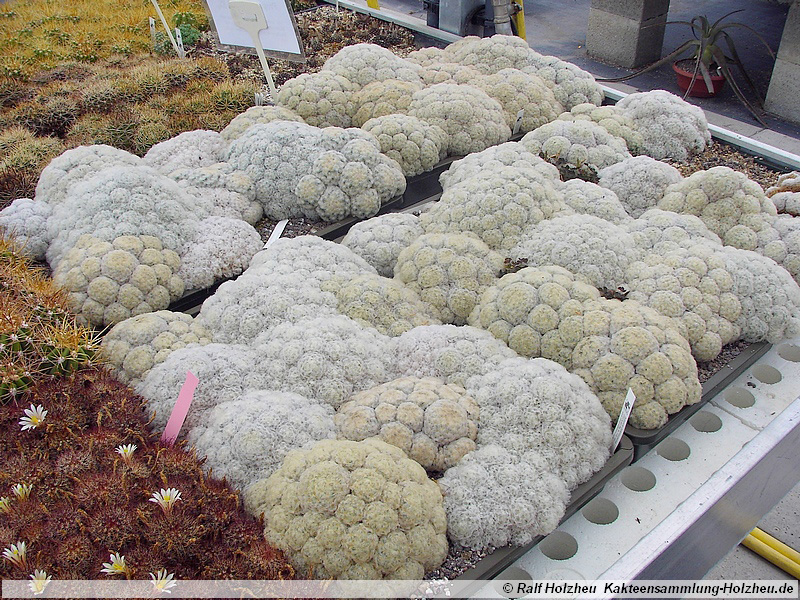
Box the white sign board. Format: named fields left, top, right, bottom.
left=202, top=0, right=303, bottom=59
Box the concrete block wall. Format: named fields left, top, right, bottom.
left=766, top=0, right=800, bottom=124
left=586, top=0, right=670, bottom=68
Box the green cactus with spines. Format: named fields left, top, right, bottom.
left=133, top=116, right=172, bottom=156
left=209, top=80, right=256, bottom=112
left=189, top=56, right=229, bottom=82
left=80, top=80, right=122, bottom=113
left=128, top=65, right=169, bottom=99
left=13, top=96, right=78, bottom=137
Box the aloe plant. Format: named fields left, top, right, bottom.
left=598, top=10, right=776, bottom=126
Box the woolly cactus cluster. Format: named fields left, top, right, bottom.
left=52, top=234, right=184, bottom=327
left=252, top=315, right=393, bottom=409
left=558, top=179, right=631, bottom=225
left=657, top=166, right=778, bottom=251
left=598, top=156, right=683, bottom=218
left=615, top=90, right=711, bottom=161
left=420, top=166, right=568, bottom=251
left=406, top=84, right=511, bottom=156
left=0, top=197, right=52, bottom=260
left=390, top=324, right=518, bottom=387
left=472, top=69, right=563, bottom=134
left=177, top=217, right=263, bottom=291
left=521, top=120, right=631, bottom=180
left=625, top=209, right=722, bottom=254
left=568, top=298, right=701, bottom=429
left=136, top=343, right=260, bottom=434
left=468, top=265, right=601, bottom=360
left=220, top=105, right=306, bottom=141
left=323, top=273, right=441, bottom=336
left=361, top=114, right=447, bottom=177
left=244, top=438, right=448, bottom=579
left=225, top=121, right=406, bottom=221
left=394, top=233, right=504, bottom=324
left=557, top=103, right=644, bottom=155
left=341, top=213, right=423, bottom=277
left=142, top=130, right=227, bottom=175
left=439, top=445, right=569, bottom=549
left=510, top=215, right=640, bottom=290
left=188, top=390, right=336, bottom=492
left=336, top=377, right=479, bottom=472
left=766, top=172, right=800, bottom=216
left=351, top=79, right=423, bottom=127
left=625, top=243, right=742, bottom=361
left=522, top=53, right=604, bottom=110
left=321, top=43, right=423, bottom=89
left=439, top=142, right=560, bottom=190
left=102, top=310, right=211, bottom=386
left=467, top=357, right=611, bottom=488
left=468, top=266, right=700, bottom=428
left=43, top=165, right=200, bottom=269
left=275, top=71, right=357, bottom=128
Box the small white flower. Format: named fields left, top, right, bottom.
left=149, top=488, right=182, bottom=514
left=19, top=404, right=47, bottom=431
left=0, top=496, right=11, bottom=513
left=150, top=569, right=177, bottom=593
left=12, top=483, right=32, bottom=501
left=2, top=541, right=27, bottom=568
left=115, top=444, right=137, bottom=463
left=28, top=569, right=51, bottom=595
left=100, top=551, right=128, bottom=576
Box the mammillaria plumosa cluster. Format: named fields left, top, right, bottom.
left=336, top=377, right=479, bottom=472
left=657, top=166, right=778, bottom=250
left=598, top=155, right=684, bottom=218
left=52, top=234, right=184, bottom=327
left=615, top=90, right=711, bottom=160
left=406, top=83, right=511, bottom=156
left=361, top=114, right=447, bottom=177
left=243, top=438, right=449, bottom=579
left=225, top=121, right=406, bottom=221
left=188, top=390, right=337, bottom=492
left=521, top=119, right=632, bottom=180
left=101, top=310, right=211, bottom=386
left=509, top=214, right=639, bottom=290
left=420, top=166, right=568, bottom=251
left=341, top=213, right=423, bottom=277
left=394, top=233, right=504, bottom=324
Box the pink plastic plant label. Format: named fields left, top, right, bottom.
left=161, top=370, right=199, bottom=446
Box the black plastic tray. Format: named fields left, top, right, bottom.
left=625, top=341, right=772, bottom=461
left=450, top=435, right=634, bottom=591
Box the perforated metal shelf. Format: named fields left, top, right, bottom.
left=472, top=338, right=800, bottom=597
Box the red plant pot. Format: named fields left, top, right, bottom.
left=673, top=59, right=726, bottom=97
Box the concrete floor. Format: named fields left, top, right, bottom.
left=705, top=481, right=799, bottom=581
left=519, top=0, right=800, bottom=140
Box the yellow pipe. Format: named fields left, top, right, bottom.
left=512, top=0, right=525, bottom=40
left=741, top=534, right=800, bottom=579
left=751, top=527, right=800, bottom=565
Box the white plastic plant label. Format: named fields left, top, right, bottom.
left=149, top=17, right=157, bottom=51
left=175, top=26, right=186, bottom=58
left=202, top=0, right=303, bottom=59
left=512, top=109, right=525, bottom=135
left=611, top=388, right=636, bottom=452
left=264, top=219, right=289, bottom=248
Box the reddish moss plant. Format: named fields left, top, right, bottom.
left=0, top=368, right=294, bottom=581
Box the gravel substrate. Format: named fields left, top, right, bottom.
left=667, top=140, right=783, bottom=191
left=696, top=340, right=750, bottom=384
